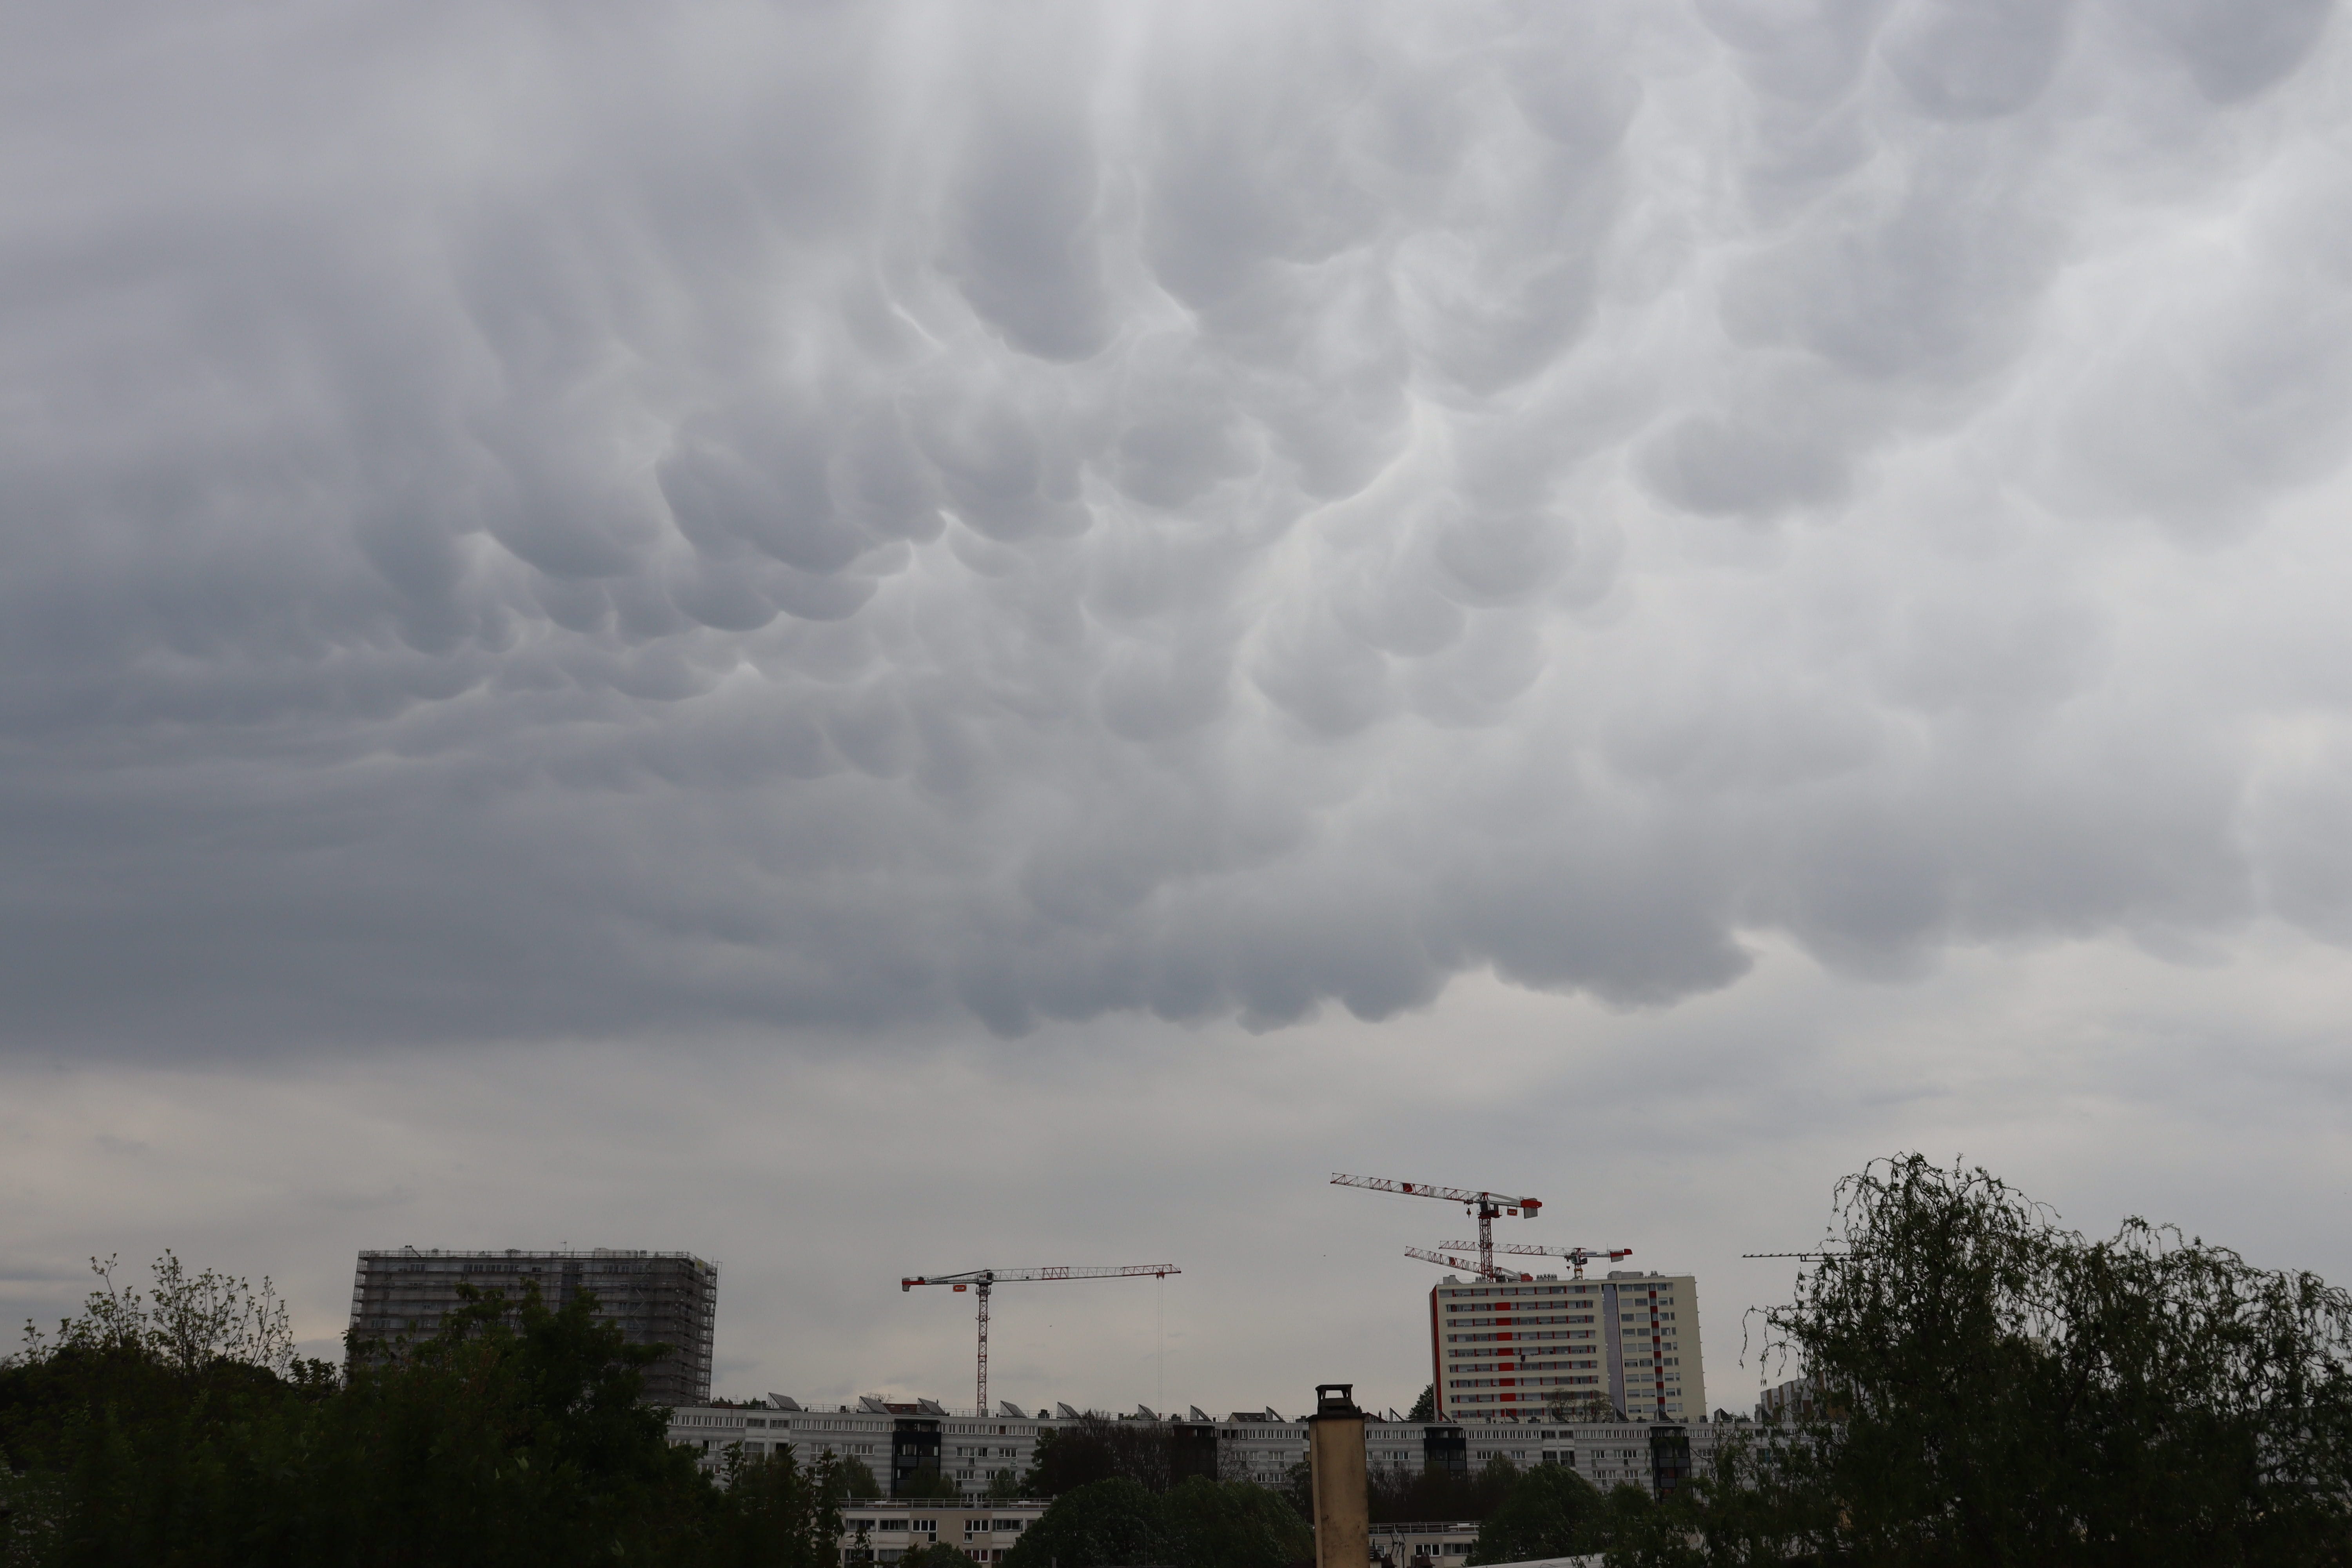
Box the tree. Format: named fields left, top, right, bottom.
left=1367, top=1452, right=1521, bottom=1525
left=1003, top=1475, right=1310, bottom=1568
left=0, top=1259, right=842, bottom=1568
left=1541, top=1391, right=1619, bottom=1425
left=897, top=1465, right=963, bottom=1500
left=703, top=1448, right=853, bottom=1568
left=1022, top=1414, right=1171, bottom=1496
left=1730, top=1154, right=2352, bottom=1567
left=1158, top=1476, right=1310, bottom=1568
left=1590, top=1482, right=1700, bottom=1568
left=900, top=1546, right=983, bottom=1568
left=15, top=1251, right=304, bottom=1380
left=1468, top=1463, right=1606, bottom=1564
left=833, top=1454, right=884, bottom=1499
left=1281, top=1456, right=1314, bottom=1520
left=1406, top=1385, right=1436, bottom=1423
left=985, top=1467, right=1023, bottom=1501
left=1000, top=1476, right=1162, bottom=1568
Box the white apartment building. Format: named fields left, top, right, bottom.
left=1429, top=1270, right=1703, bottom=1423
left=666, top=1397, right=1724, bottom=1505
left=667, top=1394, right=1060, bottom=1493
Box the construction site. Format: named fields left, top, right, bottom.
left=359, top=1165, right=1738, bottom=1539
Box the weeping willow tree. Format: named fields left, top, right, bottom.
left=1702, top=1155, right=2352, bottom=1568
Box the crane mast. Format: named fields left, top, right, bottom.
left=901, top=1265, right=1178, bottom=1415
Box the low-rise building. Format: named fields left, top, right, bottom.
left=838, top=1500, right=1045, bottom=1564
left=1370, top=1520, right=1479, bottom=1562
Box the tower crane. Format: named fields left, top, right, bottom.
left=1329, top=1173, right=1542, bottom=1278
left=1441, top=1241, right=1633, bottom=1279
left=901, top=1265, right=1178, bottom=1416
left=1404, top=1245, right=1523, bottom=1282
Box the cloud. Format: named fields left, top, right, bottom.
left=2, top=0, right=2350, bottom=1053
left=4, top=935, right=2349, bottom=1412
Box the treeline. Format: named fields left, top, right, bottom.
left=9, top=1154, right=2350, bottom=1568
left=1020, top=1403, right=1529, bottom=1523
left=0, top=1257, right=843, bottom=1568
left=1002, top=1417, right=1311, bottom=1568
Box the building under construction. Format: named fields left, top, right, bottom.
left=347, top=1248, right=718, bottom=1405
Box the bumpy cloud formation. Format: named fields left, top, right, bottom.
left=4, top=0, right=2349, bottom=1048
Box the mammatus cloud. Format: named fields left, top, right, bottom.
left=4, top=0, right=2349, bottom=1049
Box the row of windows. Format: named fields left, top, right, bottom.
left=1441, top=1284, right=1682, bottom=1302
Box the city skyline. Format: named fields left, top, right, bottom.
left=5, top=1, right=2351, bottom=1423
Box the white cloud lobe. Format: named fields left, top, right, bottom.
left=3, top=0, right=2350, bottom=1049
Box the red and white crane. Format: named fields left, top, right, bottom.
left=1330, top=1173, right=1542, bottom=1278
left=1441, top=1241, right=1633, bottom=1279
left=902, top=1265, right=1178, bottom=1416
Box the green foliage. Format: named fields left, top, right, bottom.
left=984, top=1467, right=1022, bottom=1501
left=1000, top=1475, right=1161, bottom=1568
left=895, top=1465, right=962, bottom=1500
left=1589, top=1483, right=1699, bottom=1568
left=834, top=1454, right=883, bottom=1499
left=1716, top=1153, right=2352, bottom=1567
left=1406, top=1385, right=1435, bottom=1423
left=1368, top=1452, right=1520, bottom=1525
left=1022, top=1414, right=1170, bottom=1497
left=1002, top=1475, right=1303, bottom=1568
left=0, top=1256, right=844, bottom=1568
left=16, top=1252, right=302, bottom=1380
left=1468, top=1463, right=1606, bottom=1564
left=1158, top=1475, right=1311, bottom=1568
left=1281, top=1457, right=1313, bottom=1521
left=899, top=1546, right=982, bottom=1568
left=704, top=1448, right=857, bottom=1568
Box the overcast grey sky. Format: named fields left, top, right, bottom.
left=5, top=0, right=2351, bottom=1416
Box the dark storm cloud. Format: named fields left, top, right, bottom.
left=3, top=0, right=2349, bottom=1051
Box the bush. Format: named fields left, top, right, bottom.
left=1000, top=1476, right=1161, bottom=1568
left=1159, top=1475, right=1311, bottom=1568
left=1000, top=1475, right=1305, bottom=1568
left=1468, top=1463, right=1605, bottom=1564
left=899, top=1546, right=982, bottom=1568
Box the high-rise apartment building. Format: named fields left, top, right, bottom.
left=1429, top=1270, right=1702, bottom=1422
left=348, top=1248, right=719, bottom=1405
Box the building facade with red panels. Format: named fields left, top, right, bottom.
left=1428, top=1270, right=1702, bottom=1423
